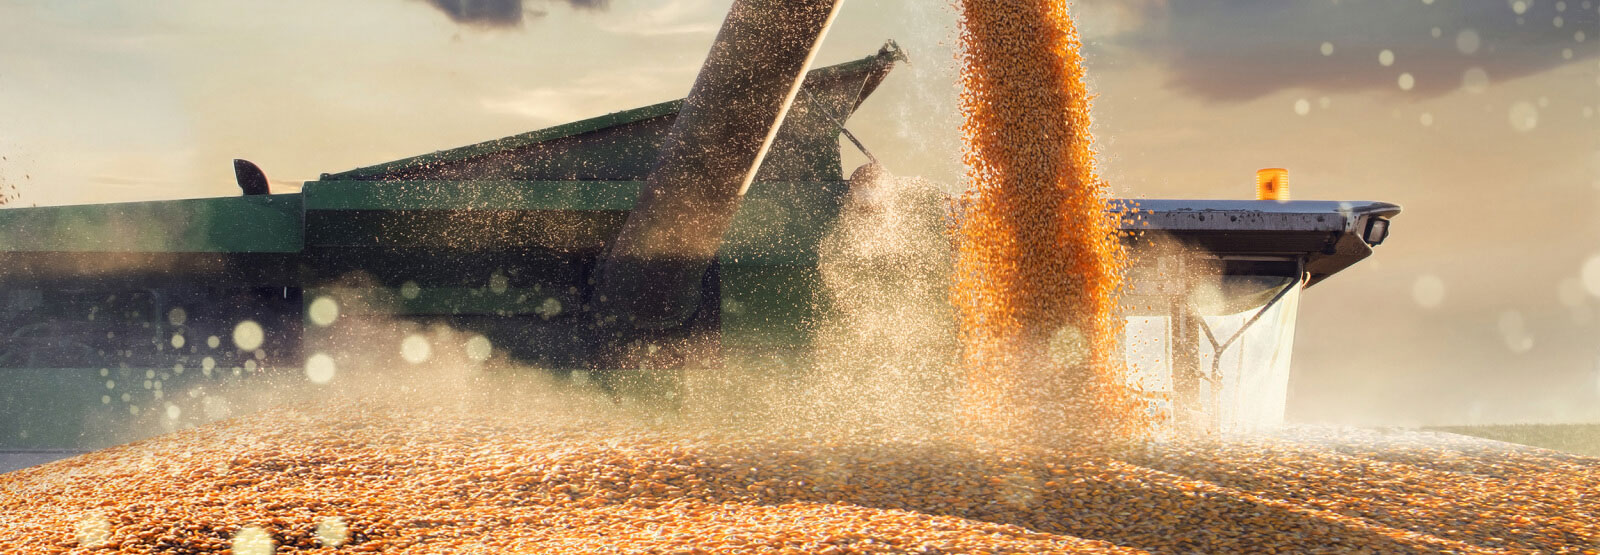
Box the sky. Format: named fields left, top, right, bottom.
left=1, top=0, right=1598, bottom=426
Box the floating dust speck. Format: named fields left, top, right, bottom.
left=170, top=333, right=185, bottom=349
left=166, top=307, right=187, bottom=326
left=1379, top=49, right=1395, bottom=66
left=401, top=280, right=422, bottom=300
left=1320, top=41, right=1334, bottom=55
left=1398, top=73, right=1415, bottom=91
left=1294, top=98, right=1311, bottom=115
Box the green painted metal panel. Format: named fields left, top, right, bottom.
left=303, top=180, right=644, bottom=211
left=303, top=180, right=845, bottom=265
left=722, top=181, right=847, bottom=265
left=0, top=194, right=303, bottom=254
left=323, top=101, right=683, bottom=181
left=306, top=286, right=576, bottom=316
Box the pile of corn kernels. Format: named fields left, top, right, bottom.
left=3, top=395, right=1597, bottom=554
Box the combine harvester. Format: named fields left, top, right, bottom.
left=0, top=6, right=1396, bottom=472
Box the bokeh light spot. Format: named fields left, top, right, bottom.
left=306, top=353, right=337, bottom=384
left=489, top=271, right=509, bottom=294
left=1456, top=29, right=1481, bottom=54
left=1508, top=101, right=1538, bottom=132
left=537, top=297, right=563, bottom=319
left=232, top=526, right=275, bottom=555
left=75, top=513, right=111, bottom=548
left=1412, top=275, right=1446, bottom=308
left=233, top=321, right=264, bottom=351
left=1498, top=311, right=1535, bottom=353
left=309, top=296, right=339, bottom=327
left=1580, top=254, right=1600, bottom=297
left=401, top=335, right=432, bottom=364
left=1462, top=67, right=1491, bottom=93
left=465, top=335, right=493, bottom=362
left=1398, top=73, right=1415, bottom=91
left=1379, top=49, right=1395, bottom=66
left=316, top=517, right=349, bottom=547
left=1294, top=98, right=1311, bottom=115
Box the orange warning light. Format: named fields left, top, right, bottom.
left=1256, top=168, right=1289, bottom=201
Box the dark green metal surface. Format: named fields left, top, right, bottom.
left=0, top=194, right=302, bottom=254
left=302, top=180, right=847, bottom=265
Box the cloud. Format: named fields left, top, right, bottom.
left=1080, top=0, right=1599, bottom=101
left=423, top=0, right=608, bottom=28
left=479, top=64, right=700, bottom=124
left=593, top=0, right=719, bottom=36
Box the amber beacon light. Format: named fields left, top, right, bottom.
left=1256, top=168, right=1290, bottom=201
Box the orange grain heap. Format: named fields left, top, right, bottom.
left=5, top=400, right=1599, bottom=554
left=951, top=0, right=1146, bottom=440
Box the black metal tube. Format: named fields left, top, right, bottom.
left=593, top=0, right=844, bottom=330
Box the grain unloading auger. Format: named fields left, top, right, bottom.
left=0, top=8, right=1396, bottom=470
